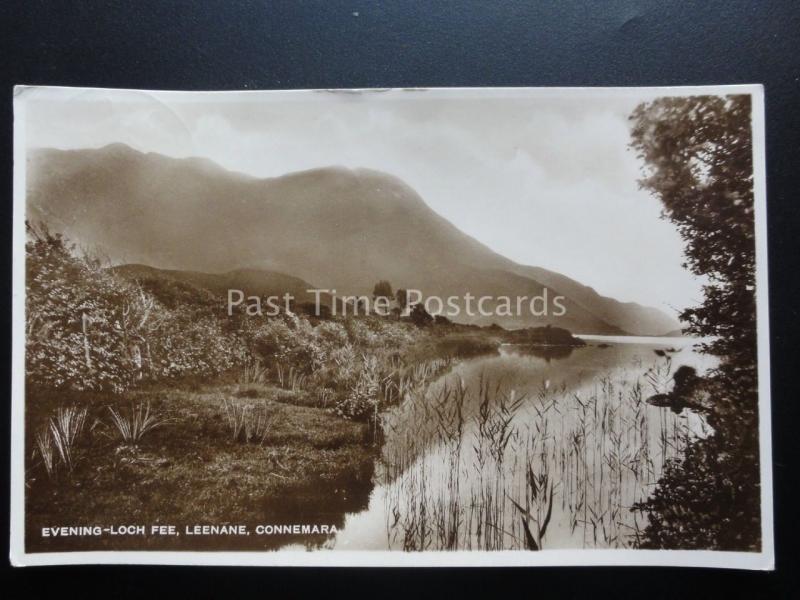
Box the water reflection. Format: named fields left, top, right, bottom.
left=257, top=459, right=374, bottom=550
left=329, top=337, right=717, bottom=551
left=503, top=343, right=576, bottom=361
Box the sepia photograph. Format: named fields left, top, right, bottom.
left=10, top=85, right=772, bottom=567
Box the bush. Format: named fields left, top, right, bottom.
left=334, top=355, right=381, bottom=421
left=26, top=224, right=249, bottom=393
left=409, top=303, right=433, bottom=327
left=26, top=226, right=136, bottom=392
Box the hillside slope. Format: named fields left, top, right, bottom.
left=27, top=144, right=680, bottom=334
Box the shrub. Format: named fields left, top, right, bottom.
left=334, top=355, right=381, bottom=421
left=26, top=225, right=136, bottom=392
left=409, top=303, right=433, bottom=327
left=26, top=224, right=249, bottom=392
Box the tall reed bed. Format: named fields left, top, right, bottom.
left=379, top=359, right=707, bottom=550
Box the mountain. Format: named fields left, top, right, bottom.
left=27, top=144, right=681, bottom=334
left=510, top=265, right=682, bottom=338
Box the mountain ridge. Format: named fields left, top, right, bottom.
left=27, top=144, right=680, bottom=335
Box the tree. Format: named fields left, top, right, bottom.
left=372, top=280, right=393, bottom=301
left=630, top=95, right=756, bottom=371
left=630, top=95, right=760, bottom=550
left=395, top=288, right=408, bottom=311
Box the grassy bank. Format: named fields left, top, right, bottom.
left=25, top=383, right=375, bottom=552
left=25, top=327, right=503, bottom=553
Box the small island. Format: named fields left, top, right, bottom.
left=504, top=324, right=587, bottom=347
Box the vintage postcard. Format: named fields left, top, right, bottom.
left=10, top=85, right=773, bottom=567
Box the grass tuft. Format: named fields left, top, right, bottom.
left=107, top=401, right=166, bottom=443
left=221, top=398, right=272, bottom=445
left=34, top=405, right=88, bottom=478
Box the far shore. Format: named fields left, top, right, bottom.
left=575, top=333, right=713, bottom=345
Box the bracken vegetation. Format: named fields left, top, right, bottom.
left=25, top=223, right=496, bottom=427
left=24, top=223, right=502, bottom=552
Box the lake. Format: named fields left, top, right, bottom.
left=290, top=336, right=717, bottom=551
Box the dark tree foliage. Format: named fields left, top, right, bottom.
left=433, top=314, right=452, bottom=326
left=630, top=95, right=756, bottom=370
left=630, top=95, right=761, bottom=550
left=395, top=288, right=408, bottom=310
left=409, top=303, right=433, bottom=327
left=372, top=280, right=393, bottom=301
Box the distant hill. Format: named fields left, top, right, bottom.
left=112, top=264, right=321, bottom=308
left=28, top=144, right=681, bottom=335
left=661, top=328, right=686, bottom=338
left=512, top=265, right=682, bottom=337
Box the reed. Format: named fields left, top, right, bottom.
left=240, top=358, right=268, bottom=385
left=379, top=359, right=701, bottom=550
left=275, top=363, right=308, bottom=391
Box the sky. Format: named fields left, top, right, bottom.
left=20, top=86, right=705, bottom=312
